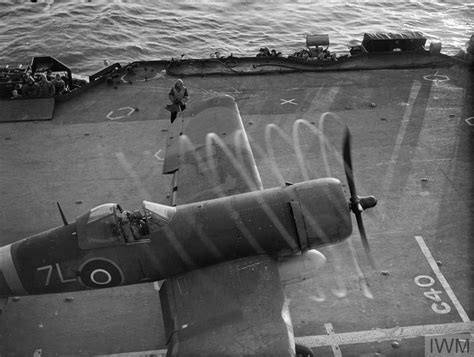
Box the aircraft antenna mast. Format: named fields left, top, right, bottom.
left=56, top=202, right=69, bottom=226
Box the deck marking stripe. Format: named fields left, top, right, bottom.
left=280, top=98, right=297, bottom=105
left=120, top=73, right=163, bottom=83
left=154, top=149, right=164, bottom=161
left=95, top=322, right=474, bottom=356
left=388, top=80, right=422, bottom=165
left=415, top=235, right=470, bottom=322
left=295, top=322, right=474, bottom=347
left=324, top=323, right=342, bottom=357
left=380, top=80, right=422, bottom=206
left=0, top=244, right=27, bottom=295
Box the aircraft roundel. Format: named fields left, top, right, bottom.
left=78, top=258, right=124, bottom=289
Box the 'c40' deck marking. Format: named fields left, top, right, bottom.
left=414, top=235, right=470, bottom=323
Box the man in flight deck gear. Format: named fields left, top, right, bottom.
left=167, top=79, right=189, bottom=123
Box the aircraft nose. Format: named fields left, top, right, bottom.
left=0, top=244, right=27, bottom=296
left=294, top=178, right=353, bottom=247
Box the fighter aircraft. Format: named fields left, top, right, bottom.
left=0, top=95, right=376, bottom=356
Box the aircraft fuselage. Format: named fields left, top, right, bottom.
left=0, top=178, right=351, bottom=296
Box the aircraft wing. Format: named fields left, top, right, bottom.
left=159, top=255, right=295, bottom=356
left=163, top=95, right=263, bottom=205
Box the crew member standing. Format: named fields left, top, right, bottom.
left=22, top=77, right=39, bottom=98
left=38, top=73, right=56, bottom=97
left=167, top=79, right=189, bottom=123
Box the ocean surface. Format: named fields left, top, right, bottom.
left=0, top=0, right=473, bottom=77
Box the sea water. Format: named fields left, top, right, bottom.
left=0, top=0, right=472, bottom=76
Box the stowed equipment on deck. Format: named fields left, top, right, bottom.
left=0, top=56, right=74, bottom=122
left=0, top=56, right=121, bottom=123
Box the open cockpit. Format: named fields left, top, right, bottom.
left=76, top=201, right=176, bottom=249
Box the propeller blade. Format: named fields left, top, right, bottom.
left=355, top=211, right=375, bottom=268
left=343, top=128, right=357, bottom=200
left=343, top=127, right=376, bottom=268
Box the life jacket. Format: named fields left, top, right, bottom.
left=171, top=86, right=187, bottom=101
left=38, top=80, right=55, bottom=97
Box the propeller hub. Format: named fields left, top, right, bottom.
left=349, top=195, right=377, bottom=213
left=360, top=195, right=377, bottom=210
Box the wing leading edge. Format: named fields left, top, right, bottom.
left=159, top=255, right=295, bottom=356
left=163, top=95, right=263, bottom=205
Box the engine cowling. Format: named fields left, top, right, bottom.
left=291, top=178, right=352, bottom=250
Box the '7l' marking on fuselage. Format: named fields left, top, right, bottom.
left=37, top=264, right=77, bottom=286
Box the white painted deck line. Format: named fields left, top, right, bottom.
left=386, top=80, right=422, bottom=166
left=325, top=322, right=342, bottom=357
left=295, top=321, right=474, bottom=347
left=96, top=322, right=474, bottom=356
left=415, top=235, right=470, bottom=323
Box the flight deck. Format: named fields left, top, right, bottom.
left=0, top=59, right=472, bottom=356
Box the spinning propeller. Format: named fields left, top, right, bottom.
left=343, top=128, right=377, bottom=267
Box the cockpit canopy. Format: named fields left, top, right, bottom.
left=76, top=202, right=176, bottom=250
